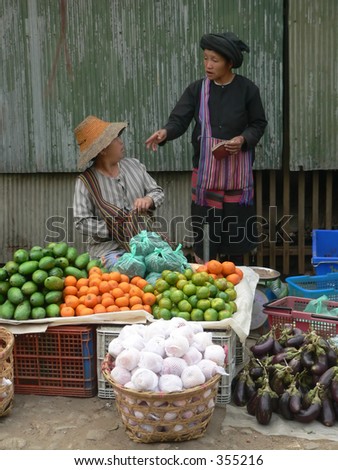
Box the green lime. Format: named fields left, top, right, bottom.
left=158, top=297, right=172, bottom=310
left=0, top=268, right=8, bottom=281
left=46, top=303, right=60, bottom=318
left=152, top=304, right=160, bottom=319
left=191, top=272, right=209, bottom=286
left=218, top=309, right=233, bottom=320
left=208, top=284, right=219, bottom=297
left=177, top=299, right=192, bottom=313
left=182, top=282, right=197, bottom=297
left=170, top=306, right=180, bottom=317
left=176, top=279, right=189, bottom=290
left=162, top=289, right=172, bottom=298
left=177, top=311, right=191, bottom=321
left=13, top=249, right=29, bottom=264
left=214, top=278, right=228, bottom=291
left=158, top=308, right=172, bottom=320
left=191, top=308, right=204, bottom=321
left=183, top=268, right=193, bottom=280
left=196, top=286, right=210, bottom=299
left=217, top=291, right=230, bottom=302
left=29, top=291, right=45, bottom=307
left=204, top=308, right=219, bottom=321
left=211, top=298, right=226, bottom=311
left=21, top=281, right=38, bottom=296
left=169, top=289, right=185, bottom=304
left=155, top=279, right=170, bottom=293
left=9, top=273, right=27, bottom=288
left=143, top=284, right=155, bottom=294
left=165, top=271, right=179, bottom=286
left=225, top=288, right=237, bottom=301
left=196, top=298, right=211, bottom=311
left=229, top=300, right=237, bottom=313
left=226, top=281, right=234, bottom=289
left=161, top=270, right=172, bottom=279
left=177, top=273, right=187, bottom=281
left=188, top=294, right=199, bottom=308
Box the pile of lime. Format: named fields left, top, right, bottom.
left=151, top=268, right=237, bottom=321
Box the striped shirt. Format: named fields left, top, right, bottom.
left=73, top=158, right=164, bottom=259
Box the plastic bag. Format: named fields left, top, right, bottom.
left=145, top=271, right=162, bottom=285
left=304, top=295, right=338, bottom=317
left=144, top=244, right=187, bottom=273
left=113, top=245, right=146, bottom=278
left=129, top=230, right=169, bottom=256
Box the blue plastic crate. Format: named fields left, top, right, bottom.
left=312, top=229, right=338, bottom=274
left=285, top=272, right=338, bottom=301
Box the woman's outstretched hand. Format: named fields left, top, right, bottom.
left=145, top=129, right=168, bottom=151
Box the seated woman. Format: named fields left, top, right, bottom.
left=73, top=115, right=165, bottom=269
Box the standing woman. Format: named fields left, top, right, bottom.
left=146, top=32, right=267, bottom=265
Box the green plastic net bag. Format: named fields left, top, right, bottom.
left=304, top=295, right=338, bottom=317
left=144, top=244, right=188, bottom=273
left=113, top=245, right=146, bottom=278
left=129, top=230, right=169, bottom=256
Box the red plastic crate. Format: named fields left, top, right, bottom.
left=13, top=326, right=97, bottom=397
left=263, top=296, right=338, bottom=338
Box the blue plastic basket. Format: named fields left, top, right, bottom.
left=312, top=229, right=338, bottom=275
left=285, top=272, right=338, bottom=301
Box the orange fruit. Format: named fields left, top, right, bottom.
left=142, top=292, right=156, bottom=306
left=130, top=303, right=145, bottom=310
left=142, top=304, right=152, bottom=314
left=108, top=279, right=118, bottom=289
left=235, top=267, right=244, bottom=279
left=89, top=277, right=101, bottom=288
left=119, top=281, right=131, bottom=293
left=60, top=306, right=75, bottom=317
left=101, top=296, right=115, bottom=308
left=106, top=305, right=120, bottom=312
left=84, top=293, right=98, bottom=308
left=131, top=276, right=142, bottom=285
left=120, top=274, right=130, bottom=283
left=221, top=261, right=236, bottom=276
left=112, top=287, right=125, bottom=299
left=119, top=306, right=130, bottom=311
left=129, top=286, right=143, bottom=298
left=101, top=273, right=110, bottom=281
left=76, top=307, right=94, bottom=316
left=99, top=281, right=111, bottom=294
left=77, top=285, right=89, bottom=296
left=88, top=267, right=102, bottom=276
left=93, top=304, right=106, bottom=314
left=76, top=278, right=89, bottom=289
left=75, top=303, right=87, bottom=315
left=88, top=285, right=100, bottom=295
left=64, top=295, right=80, bottom=309
left=115, top=296, right=129, bottom=308
left=59, top=302, right=66, bottom=310
left=63, top=285, right=78, bottom=296
left=129, top=295, right=143, bottom=307
left=226, top=273, right=241, bottom=285
left=64, top=275, right=78, bottom=287
left=196, top=265, right=208, bottom=273
left=109, top=271, right=122, bottom=282
left=206, top=260, right=223, bottom=275
left=136, top=278, right=148, bottom=289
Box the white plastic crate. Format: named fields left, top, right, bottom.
left=235, top=336, right=248, bottom=371
left=97, top=325, right=237, bottom=406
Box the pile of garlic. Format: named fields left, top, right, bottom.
left=108, top=317, right=228, bottom=393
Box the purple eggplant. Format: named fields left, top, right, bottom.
left=249, top=366, right=265, bottom=380
left=289, top=390, right=302, bottom=414
left=278, top=391, right=294, bottom=420
left=289, top=357, right=302, bottom=374
left=233, top=372, right=248, bottom=406
left=255, top=390, right=273, bottom=425
left=311, top=353, right=329, bottom=376
left=294, top=402, right=322, bottom=423
left=319, top=393, right=336, bottom=427
left=318, top=366, right=337, bottom=388
left=272, top=339, right=284, bottom=355
left=326, top=347, right=338, bottom=367
left=332, top=400, right=338, bottom=419
left=331, top=375, right=338, bottom=403
left=245, top=374, right=257, bottom=400
left=250, top=336, right=274, bottom=358
left=301, top=349, right=315, bottom=368
left=292, top=327, right=303, bottom=336
left=246, top=391, right=259, bottom=416
left=286, top=334, right=306, bottom=349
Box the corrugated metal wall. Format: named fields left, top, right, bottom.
left=1, top=0, right=283, bottom=173
left=288, top=0, right=338, bottom=170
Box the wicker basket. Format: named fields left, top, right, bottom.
left=102, top=353, right=220, bottom=443
left=0, top=327, right=14, bottom=417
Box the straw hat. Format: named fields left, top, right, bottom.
left=74, top=115, right=128, bottom=170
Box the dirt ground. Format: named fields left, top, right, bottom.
left=1, top=393, right=338, bottom=451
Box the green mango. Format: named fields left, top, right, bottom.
left=0, top=300, right=15, bottom=319
left=14, top=300, right=31, bottom=321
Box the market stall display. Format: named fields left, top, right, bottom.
left=101, top=319, right=225, bottom=442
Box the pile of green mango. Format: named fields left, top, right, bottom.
left=0, top=242, right=101, bottom=321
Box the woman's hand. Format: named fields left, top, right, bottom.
left=224, top=135, right=245, bottom=154
left=145, top=129, right=168, bottom=151
left=133, top=196, right=154, bottom=211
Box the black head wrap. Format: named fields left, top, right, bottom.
left=200, top=32, right=250, bottom=68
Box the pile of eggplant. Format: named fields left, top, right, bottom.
left=232, top=324, right=338, bottom=426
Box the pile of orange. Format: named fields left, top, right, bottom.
left=59, top=267, right=156, bottom=317
left=195, top=259, right=243, bottom=286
